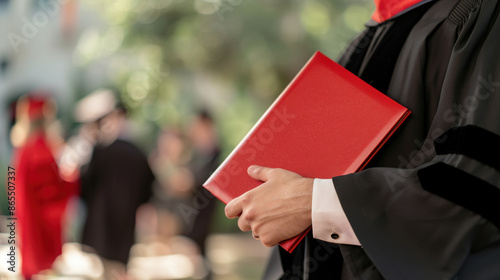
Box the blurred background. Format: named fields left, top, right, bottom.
left=0, top=0, right=373, bottom=279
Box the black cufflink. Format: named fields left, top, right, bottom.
left=331, top=233, right=339, bottom=239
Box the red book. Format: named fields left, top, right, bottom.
left=203, top=51, right=410, bottom=252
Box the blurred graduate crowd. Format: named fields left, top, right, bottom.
left=2, top=89, right=269, bottom=280
left=0, top=0, right=373, bottom=279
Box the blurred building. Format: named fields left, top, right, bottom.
left=0, top=0, right=115, bottom=167
left=0, top=0, right=78, bottom=161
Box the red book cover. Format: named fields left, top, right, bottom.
left=203, top=51, right=410, bottom=252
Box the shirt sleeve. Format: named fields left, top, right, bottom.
left=311, top=178, right=361, bottom=246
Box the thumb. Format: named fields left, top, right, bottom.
left=248, top=165, right=275, bottom=182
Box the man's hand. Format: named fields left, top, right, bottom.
left=225, top=165, right=314, bottom=247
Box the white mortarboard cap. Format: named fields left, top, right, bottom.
left=74, top=89, right=118, bottom=123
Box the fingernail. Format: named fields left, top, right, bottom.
left=248, top=165, right=258, bottom=173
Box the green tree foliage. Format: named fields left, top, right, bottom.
left=78, top=0, right=373, bottom=153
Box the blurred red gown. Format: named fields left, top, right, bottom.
left=14, top=131, right=78, bottom=279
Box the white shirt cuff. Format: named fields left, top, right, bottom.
left=312, top=178, right=361, bottom=246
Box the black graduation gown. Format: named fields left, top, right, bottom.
left=183, top=147, right=221, bottom=256
left=273, top=0, right=500, bottom=279
left=80, top=139, right=154, bottom=264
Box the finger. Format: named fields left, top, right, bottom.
left=260, top=236, right=278, bottom=248
left=225, top=197, right=243, bottom=219
left=237, top=216, right=251, bottom=232
left=247, top=165, right=275, bottom=182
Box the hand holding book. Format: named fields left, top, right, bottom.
left=204, top=51, right=410, bottom=252
left=225, top=165, right=314, bottom=247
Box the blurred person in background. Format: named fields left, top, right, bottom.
left=145, top=110, right=220, bottom=279
left=75, top=89, right=155, bottom=279
left=149, top=127, right=194, bottom=241
left=149, top=110, right=220, bottom=256
left=10, top=92, right=78, bottom=279
left=183, top=110, right=221, bottom=257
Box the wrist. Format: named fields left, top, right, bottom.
left=298, top=177, right=314, bottom=226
